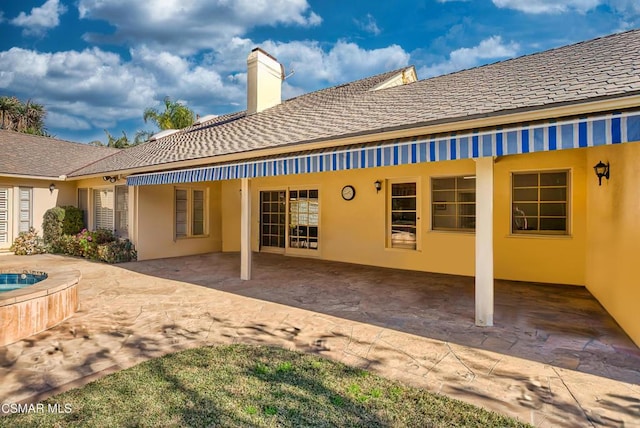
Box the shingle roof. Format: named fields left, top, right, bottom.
left=0, top=129, right=119, bottom=178
left=72, top=29, right=640, bottom=177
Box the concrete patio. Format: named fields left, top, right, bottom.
left=0, top=252, right=638, bottom=427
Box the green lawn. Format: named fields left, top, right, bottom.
left=1, top=345, right=531, bottom=427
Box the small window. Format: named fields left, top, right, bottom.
left=389, top=182, right=418, bottom=250
left=175, top=187, right=207, bottom=239
left=512, top=171, right=568, bottom=234
left=432, top=177, right=475, bottom=231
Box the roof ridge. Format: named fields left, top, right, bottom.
left=421, top=28, right=640, bottom=82
left=284, top=66, right=413, bottom=101
left=0, top=128, right=119, bottom=152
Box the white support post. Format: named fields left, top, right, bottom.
left=475, top=157, right=494, bottom=326
left=240, top=178, right=252, bottom=280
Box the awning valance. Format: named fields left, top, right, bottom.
left=127, top=110, right=640, bottom=186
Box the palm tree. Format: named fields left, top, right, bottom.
left=0, top=96, right=48, bottom=135
left=0, top=96, right=20, bottom=130
left=143, top=96, right=195, bottom=131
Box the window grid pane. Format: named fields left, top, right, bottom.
left=432, top=177, right=475, bottom=231
left=512, top=171, right=568, bottom=234
left=260, top=191, right=286, bottom=248
left=391, top=182, right=417, bottom=249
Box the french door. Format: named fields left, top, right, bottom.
left=260, top=188, right=320, bottom=254
left=260, top=191, right=286, bottom=251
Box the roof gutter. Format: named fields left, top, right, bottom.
left=0, top=172, right=68, bottom=181
left=70, top=93, right=640, bottom=180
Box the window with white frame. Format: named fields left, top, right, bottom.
left=432, top=176, right=476, bottom=231
left=18, top=187, right=32, bottom=233
left=0, top=187, right=8, bottom=244
left=389, top=181, right=418, bottom=250
left=94, top=188, right=114, bottom=230
left=512, top=171, right=569, bottom=234
left=175, top=187, right=207, bottom=239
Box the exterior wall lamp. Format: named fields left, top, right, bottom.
left=593, top=161, right=610, bottom=186
left=374, top=180, right=382, bottom=193
left=103, top=176, right=118, bottom=183
left=49, top=183, right=56, bottom=193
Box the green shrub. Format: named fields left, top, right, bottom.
left=96, top=239, right=137, bottom=263
left=76, top=229, right=99, bottom=260
left=10, top=228, right=47, bottom=255
left=42, top=207, right=65, bottom=248
left=42, top=206, right=86, bottom=253
left=58, top=234, right=83, bottom=257
left=61, top=206, right=85, bottom=235
left=92, top=228, right=115, bottom=244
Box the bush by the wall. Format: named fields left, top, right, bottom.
left=97, top=239, right=137, bottom=263
left=57, top=234, right=83, bottom=257
left=61, top=206, right=85, bottom=236
left=42, top=207, right=65, bottom=249
left=10, top=228, right=47, bottom=255
left=42, top=206, right=86, bottom=253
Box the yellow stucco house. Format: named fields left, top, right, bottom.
left=2, top=29, right=640, bottom=346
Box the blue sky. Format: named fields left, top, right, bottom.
left=1, top=0, right=638, bottom=144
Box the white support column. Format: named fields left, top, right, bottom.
left=240, top=178, right=252, bottom=280
left=475, top=157, right=494, bottom=326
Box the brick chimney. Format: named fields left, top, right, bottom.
left=247, top=48, right=284, bottom=115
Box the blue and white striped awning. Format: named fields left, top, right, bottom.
left=127, top=110, right=640, bottom=186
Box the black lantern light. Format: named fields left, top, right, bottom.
left=374, top=180, right=382, bottom=193
left=593, top=161, right=610, bottom=186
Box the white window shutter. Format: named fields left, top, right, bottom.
left=94, top=189, right=114, bottom=230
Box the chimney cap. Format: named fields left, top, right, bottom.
left=250, top=47, right=279, bottom=62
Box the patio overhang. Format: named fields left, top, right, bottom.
left=126, top=110, right=640, bottom=187
left=124, top=109, right=640, bottom=326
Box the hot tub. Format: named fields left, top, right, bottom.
left=0, top=269, right=80, bottom=347
left=0, top=271, right=48, bottom=293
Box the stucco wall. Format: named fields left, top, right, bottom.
left=218, top=152, right=587, bottom=284
left=493, top=150, right=587, bottom=285
left=585, top=142, right=640, bottom=346
left=135, top=182, right=222, bottom=260
left=0, top=177, right=76, bottom=249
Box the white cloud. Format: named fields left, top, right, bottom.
left=77, top=0, right=322, bottom=55
left=419, top=36, right=519, bottom=78
left=0, top=34, right=411, bottom=140
left=10, top=0, right=68, bottom=36
left=0, top=47, right=155, bottom=131
left=492, top=0, right=598, bottom=14
left=258, top=40, right=410, bottom=88
left=355, top=14, right=381, bottom=35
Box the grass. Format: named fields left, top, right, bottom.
left=0, top=344, right=531, bottom=427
